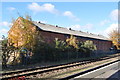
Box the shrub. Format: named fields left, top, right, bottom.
left=81, top=40, right=97, bottom=51
left=66, top=35, right=79, bottom=49
left=54, top=38, right=67, bottom=51
left=81, top=40, right=97, bottom=57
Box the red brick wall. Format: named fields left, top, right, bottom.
left=40, top=31, right=112, bottom=51
left=40, top=31, right=66, bottom=43
left=92, top=40, right=112, bottom=51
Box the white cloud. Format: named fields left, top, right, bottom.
left=0, top=29, right=8, bottom=40
left=83, top=24, right=93, bottom=29
left=110, top=9, right=120, bottom=21
left=40, top=21, right=47, bottom=23
left=7, top=7, right=16, bottom=11
left=36, top=20, right=47, bottom=23
left=0, top=29, right=8, bottom=34
left=68, top=23, right=93, bottom=31
left=95, top=23, right=118, bottom=37
left=100, top=19, right=110, bottom=26
left=105, top=23, right=118, bottom=35
left=28, top=3, right=58, bottom=14
left=63, top=11, right=74, bottom=18
left=0, top=21, right=12, bottom=27
left=63, top=11, right=80, bottom=21
left=69, top=24, right=81, bottom=30
left=28, top=3, right=80, bottom=21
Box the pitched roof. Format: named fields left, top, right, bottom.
left=33, top=21, right=109, bottom=41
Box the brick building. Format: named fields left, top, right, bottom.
left=8, top=17, right=113, bottom=52
left=33, top=21, right=112, bottom=52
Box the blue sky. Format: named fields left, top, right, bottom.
left=0, top=2, right=118, bottom=39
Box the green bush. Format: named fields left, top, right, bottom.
left=80, top=40, right=97, bottom=57
left=26, top=37, right=97, bottom=64
left=81, top=40, right=97, bottom=51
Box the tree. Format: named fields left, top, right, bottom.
left=25, top=14, right=32, bottom=21
left=8, top=16, right=37, bottom=50
left=109, top=29, right=120, bottom=49
left=66, top=35, right=79, bottom=49
left=20, top=16, right=36, bottom=50
left=8, top=15, right=45, bottom=64
left=1, top=37, right=17, bottom=68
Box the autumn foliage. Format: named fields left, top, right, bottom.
left=66, top=35, right=79, bottom=49
left=109, top=29, right=120, bottom=49
left=8, top=17, right=37, bottom=49
left=6, top=16, right=97, bottom=65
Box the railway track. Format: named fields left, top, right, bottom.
left=59, top=60, right=120, bottom=80
left=1, top=53, right=120, bottom=80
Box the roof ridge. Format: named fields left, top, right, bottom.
left=33, top=21, right=108, bottom=40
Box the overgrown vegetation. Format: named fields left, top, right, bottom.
left=1, top=37, right=19, bottom=68
left=31, top=35, right=97, bottom=63
left=109, top=29, right=120, bottom=50
left=2, top=16, right=98, bottom=68
left=8, top=15, right=38, bottom=50
left=2, top=15, right=41, bottom=68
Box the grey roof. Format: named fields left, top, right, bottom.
left=33, top=21, right=109, bottom=41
